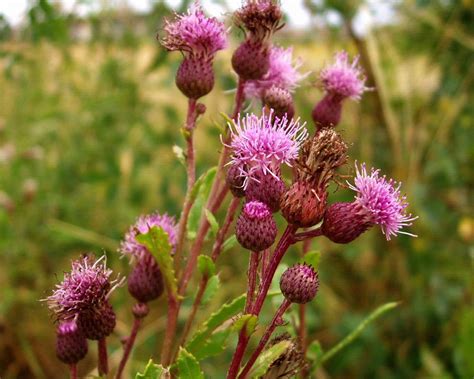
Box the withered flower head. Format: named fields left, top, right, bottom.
left=234, top=0, right=283, bottom=41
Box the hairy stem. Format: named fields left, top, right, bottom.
left=174, top=98, right=198, bottom=273
left=116, top=314, right=143, bottom=379
left=97, top=338, right=108, bottom=376
left=238, top=299, right=292, bottom=379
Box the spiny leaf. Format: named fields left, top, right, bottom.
left=192, top=327, right=233, bottom=361
left=136, top=226, right=177, bottom=298
left=204, top=208, right=219, bottom=237
left=187, top=167, right=217, bottom=239
left=201, top=274, right=220, bottom=306
left=232, top=314, right=258, bottom=336
left=197, top=255, right=216, bottom=277
left=135, top=359, right=169, bottom=379
left=299, top=251, right=321, bottom=270
left=176, top=348, right=204, bottom=379
left=187, top=294, right=246, bottom=353
left=320, top=301, right=399, bottom=364
left=246, top=340, right=292, bottom=378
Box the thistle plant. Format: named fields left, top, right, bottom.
left=43, top=1, right=417, bottom=378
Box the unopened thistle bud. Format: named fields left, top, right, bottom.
left=132, top=302, right=150, bottom=319
left=263, top=86, right=295, bottom=120
left=322, top=163, right=417, bottom=243
left=311, top=93, right=342, bottom=129
left=78, top=301, right=116, bottom=340
left=232, top=40, right=270, bottom=80
left=246, top=171, right=286, bottom=213
left=127, top=253, right=164, bottom=304
left=226, top=164, right=246, bottom=198
left=176, top=58, right=214, bottom=99
left=280, top=263, right=319, bottom=304
left=236, top=201, right=277, bottom=251
left=56, top=321, right=88, bottom=365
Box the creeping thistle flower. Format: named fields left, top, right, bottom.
left=313, top=51, right=369, bottom=128
left=56, top=320, right=88, bottom=365
left=226, top=110, right=307, bottom=188
left=120, top=212, right=177, bottom=259
left=245, top=46, right=307, bottom=100
left=160, top=2, right=227, bottom=99
left=322, top=163, right=417, bottom=243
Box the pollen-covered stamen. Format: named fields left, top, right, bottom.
left=349, top=163, right=418, bottom=240
left=320, top=51, right=369, bottom=100
left=226, top=109, right=307, bottom=188
left=161, top=1, right=227, bottom=59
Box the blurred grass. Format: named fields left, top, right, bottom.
left=0, top=1, right=473, bottom=378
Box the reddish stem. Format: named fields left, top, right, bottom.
left=238, top=299, right=292, bottom=379
left=174, top=98, right=198, bottom=273
left=116, top=315, right=143, bottom=379
left=69, top=364, right=78, bottom=379
left=97, top=338, right=108, bottom=376
left=227, top=329, right=251, bottom=379
left=293, top=227, right=322, bottom=242
left=161, top=295, right=179, bottom=366
left=245, top=251, right=260, bottom=314
left=299, top=238, right=312, bottom=377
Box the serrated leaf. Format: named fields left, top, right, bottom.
left=135, top=359, right=169, bottom=379
left=197, top=255, right=216, bottom=277
left=187, top=294, right=246, bottom=353
left=320, top=301, right=399, bottom=364
left=201, top=275, right=220, bottom=306
left=176, top=348, right=204, bottom=379
left=222, top=235, right=237, bottom=253
left=187, top=167, right=217, bottom=239
left=136, top=226, right=177, bottom=298
left=246, top=340, right=292, bottom=378
left=300, top=251, right=321, bottom=270
left=232, top=314, right=258, bottom=336
left=204, top=209, right=219, bottom=236
left=192, top=327, right=232, bottom=360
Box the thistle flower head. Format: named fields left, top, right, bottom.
left=349, top=163, right=417, bottom=240
left=243, top=200, right=272, bottom=220
left=234, top=0, right=283, bottom=41
left=120, top=212, right=177, bottom=259
left=320, top=51, right=368, bottom=100
left=227, top=110, right=307, bottom=187
left=47, top=255, right=120, bottom=322
left=280, top=263, right=319, bottom=304
left=161, top=1, right=227, bottom=59
left=245, top=46, right=307, bottom=99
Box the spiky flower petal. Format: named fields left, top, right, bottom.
left=161, top=1, right=227, bottom=59
left=46, top=255, right=120, bottom=322
left=227, top=110, right=307, bottom=187
left=349, top=163, right=417, bottom=240
left=245, top=46, right=307, bottom=99
left=320, top=51, right=368, bottom=100
left=120, top=212, right=177, bottom=259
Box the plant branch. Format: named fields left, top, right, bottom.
left=97, top=338, right=108, bottom=376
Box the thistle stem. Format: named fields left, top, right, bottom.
left=116, top=313, right=143, bottom=379
left=178, top=197, right=240, bottom=348
left=245, top=251, right=259, bottom=314
left=174, top=98, right=198, bottom=273
left=299, top=238, right=312, bottom=378
left=97, top=338, right=108, bottom=376
left=161, top=295, right=179, bottom=366
left=69, top=364, right=78, bottom=379
left=293, top=227, right=322, bottom=241
left=238, top=299, right=292, bottom=379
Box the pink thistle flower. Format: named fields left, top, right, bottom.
left=245, top=46, right=307, bottom=99
left=320, top=51, right=369, bottom=100
left=120, top=212, right=177, bottom=259
left=161, top=1, right=227, bottom=60
left=349, top=163, right=417, bottom=240
left=46, top=255, right=121, bottom=322
left=226, top=110, right=307, bottom=188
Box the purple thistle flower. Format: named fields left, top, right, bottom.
left=46, top=255, right=121, bottom=322
left=226, top=110, right=307, bottom=188
left=120, top=212, right=177, bottom=259
left=245, top=46, right=307, bottom=99
left=320, top=51, right=369, bottom=100
left=349, top=163, right=417, bottom=240
left=161, top=1, right=227, bottom=60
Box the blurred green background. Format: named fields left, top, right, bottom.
left=0, top=0, right=472, bottom=378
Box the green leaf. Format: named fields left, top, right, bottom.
left=187, top=294, right=246, bottom=353
left=192, top=326, right=233, bottom=361
left=232, top=314, right=258, bottom=336
left=201, top=275, right=220, bottom=306
left=320, top=301, right=399, bottom=364
left=307, top=340, right=324, bottom=371
left=197, top=255, right=216, bottom=277
left=135, top=359, right=169, bottom=379
left=136, top=226, right=177, bottom=298
left=300, top=251, right=321, bottom=270
left=222, top=235, right=237, bottom=253
left=246, top=340, right=292, bottom=378
left=204, top=209, right=219, bottom=236
left=187, top=167, right=217, bottom=239
left=176, top=348, right=204, bottom=379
